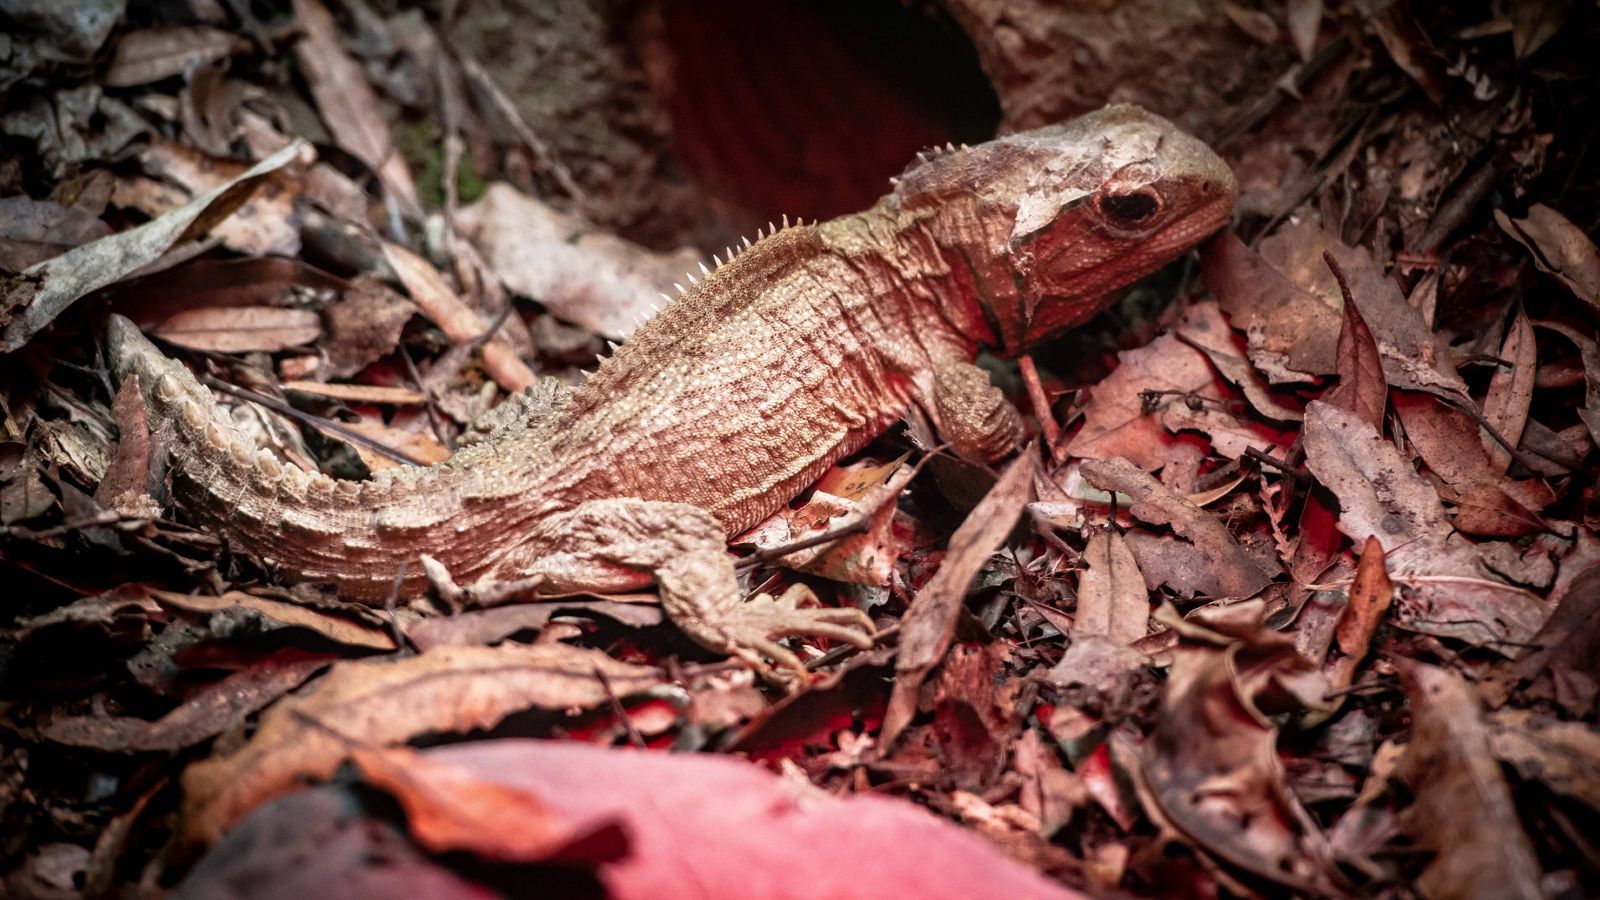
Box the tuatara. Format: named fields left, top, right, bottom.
left=107, top=104, right=1235, bottom=678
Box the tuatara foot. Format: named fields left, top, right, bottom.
left=659, top=550, right=875, bottom=682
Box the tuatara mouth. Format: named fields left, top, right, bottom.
left=649, top=0, right=1001, bottom=230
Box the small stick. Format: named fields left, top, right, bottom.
left=200, top=374, right=426, bottom=468
left=1018, top=354, right=1063, bottom=463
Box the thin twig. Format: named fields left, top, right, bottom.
left=1018, top=354, right=1063, bottom=463
left=199, top=374, right=426, bottom=467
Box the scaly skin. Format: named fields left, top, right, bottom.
left=108, top=104, right=1235, bottom=679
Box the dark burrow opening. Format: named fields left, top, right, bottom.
left=654, top=0, right=1002, bottom=231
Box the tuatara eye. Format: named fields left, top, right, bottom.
left=1096, top=189, right=1162, bottom=226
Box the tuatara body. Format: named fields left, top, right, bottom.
left=108, top=104, right=1235, bottom=677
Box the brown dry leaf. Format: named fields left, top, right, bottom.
left=1481, top=308, right=1535, bottom=472
left=0, top=196, right=112, bottom=271
left=1137, top=602, right=1338, bottom=893
left=1328, top=537, right=1393, bottom=694
left=1175, top=301, right=1302, bottom=423
left=1064, top=330, right=1215, bottom=469
left=152, top=590, right=397, bottom=652
left=1497, top=205, right=1600, bottom=313
left=1301, top=401, right=1548, bottom=646
left=381, top=241, right=536, bottom=393
left=1322, top=267, right=1387, bottom=428
left=454, top=183, right=702, bottom=340
left=181, top=643, right=662, bottom=844
left=134, top=141, right=302, bottom=256
left=1202, top=224, right=1467, bottom=400
left=282, top=381, right=426, bottom=406
left=333, top=419, right=450, bottom=470
left=320, top=275, right=416, bottom=379
left=93, top=374, right=155, bottom=515
left=1074, top=530, right=1150, bottom=645
left=350, top=745, right=626, bottom=864
left=738, top=456, right=911, bottom=586
left=405, top=599, right=663, bottom=652
left=1079, top=457, right=1278, bottom=599
left=1534, top=320, right=1600, bottom=449
left=1013, top=728, right=1087, bottom=837
left=290, top=0, right=419, bottom=217
left=149, top=306, right=321, bottom=353
left=1301, top=400, right=1450, bottom=555
left=1, top=140, right=307, bottom=352
left=1393, top=392, right=1554, bottom=516
left=104, top=27, right=246, bottom=88
left=1487, top=563, right=1600, bottom=714
left=40, top=653, right=330, bottom=752
left=1488, top=709, right=1600, bottom=811
left=1395, top=660, right=1542, bottom=900
left=882, top=452, right=1036, bottom=747
left=1285, top=0, right=1322, bottom=61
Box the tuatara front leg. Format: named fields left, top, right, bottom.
left=427, top=498, right=875, bottom=681
left=931, top=360, right=1027, bottom=463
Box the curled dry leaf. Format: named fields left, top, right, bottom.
left=93, top=374, right=155, bottom=516
left=1326, top=536, right=1393, bottom=698
left=454, top=183, right=703, bottom=340
left=1496, top=204, right=1600, bottom=314
left=1, top=140, right=307, bottom=352
left=1136, top=603, right=1339, bottom=893
left=1395, top=660, right=1543, bottom=900
left=133, top=141, right=302, bottom=257
left=1079, top=457, right=1278, bottom=599
left=180, top=643, right=662, bottom=844
left=1202, top=224, right=1467, bottom=401
left=152, top=590, right=396, bottom=652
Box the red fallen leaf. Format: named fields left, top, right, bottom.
left=1321, top=252, right=1387, bottom=429
left=426, top=740, right=1085, bottom=899
left=350, top=745, right=628, bottom=864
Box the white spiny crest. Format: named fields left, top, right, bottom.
left=781, top=213, right=790, bottom=229
left=605, top=340, right=621, bottom=354
left=945, top=141, right=955, bottom=152
left=724, top=245, right=735, bottom=261
left=742, top=235, right=752, bottom=249
left=712, top=253, right=723, bottom=267
left=685, top=270, right=698, bottom=285
left=698, top=261, right=710, bottom=276
left=916, top=151, right=928, bottom=163
left=674, top=282, right=686, bottom=295
left=959, top=143, right=970, bottom=151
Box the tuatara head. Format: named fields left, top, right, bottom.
left=889, top=104, right=1236, bottom=355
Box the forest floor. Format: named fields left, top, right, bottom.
left=0, top=1, right=1598, bottom=898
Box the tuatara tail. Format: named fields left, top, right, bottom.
left=104, top=314, right=543, bottom=599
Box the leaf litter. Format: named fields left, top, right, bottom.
left=0, top=2, right=1598, bottom=898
